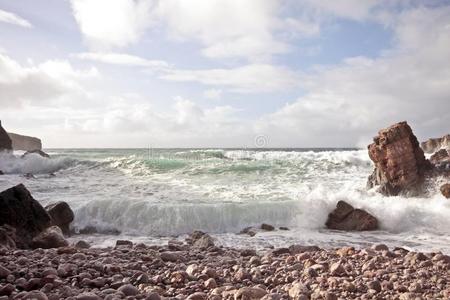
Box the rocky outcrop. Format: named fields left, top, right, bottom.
left=421, top=134, right=450, bottom=153
left=326, top=201, right=378, bottom=231
left=7, top=132, right=42, bottom=151
left=441, top=184, right=450, bottom=198
left=0, top=120, right=12, bottom=151
left=367, top=121, right=431, bottom=196
left=22, top=149, right=50, bottom=158
left=430, top=149, right=450, bottom=165
left=45, top=202, right=75, bottom=235
left=31, top=226, right=69, bottom=249
left=0, top=184, right=51, bottom=248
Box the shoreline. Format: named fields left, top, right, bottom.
left=0, top=234, right=449, bottom=300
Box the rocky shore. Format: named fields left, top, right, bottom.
left=0, top=235, right=449, bottom=300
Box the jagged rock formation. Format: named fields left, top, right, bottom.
left=7, top=132, right=42, bottom=151
left=0, top=120, right=12, bottom=151
left=325, top=201, right=378, bottom=231
left=367, top=121, right=431, bottom=196
left=421, top=134, right=450, bottom=153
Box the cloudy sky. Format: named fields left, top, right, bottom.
left=0, top=0, right=449, bottom=148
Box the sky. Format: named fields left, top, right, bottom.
left=0, top=0, right=449, bottom=148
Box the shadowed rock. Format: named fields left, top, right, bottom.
left=326, top=201, right=378, bottom=231
left=367, top=121, right=431, bottom=196
left=45, top=202, right=74, bottom=235
left=0, top=184, right=51, bottom=248
left=0, top=120, right=12, bottom=151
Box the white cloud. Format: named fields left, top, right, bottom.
left=0, top=9, right=32, bottom=28
left=0, top=54, right=99, bottom=107
left=203, top=89, right=222, bottom=100
left=160, top=64, right=300, bottom=93
left=70, top=0, right=156, bottom=49
left=255, top=6, right=450, bottom=146
left=74, top=52, right=170, bottom=69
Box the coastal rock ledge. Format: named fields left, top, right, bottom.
left=367, top=121, right=431, bottom=196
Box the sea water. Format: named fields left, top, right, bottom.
left=0, top=148, right=449, bottom=253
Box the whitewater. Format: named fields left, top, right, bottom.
left=0, top=148, right=449, bottom=253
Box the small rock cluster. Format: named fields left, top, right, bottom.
left=0, top=235, right=449, bottom=300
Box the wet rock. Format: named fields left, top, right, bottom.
left=260, top=223, right=275, bottom=231
left=45, top=201, right=74, bottom=235
left=440, top=184, right=450, bottom=198
left=74, top=240, right=90, bottom=249
left=430, top=149, right=450, bottom=165
left=240, top=227, right=257, bottom=237
left=193, top=234, right=214, bottom=249
left=289, top=245, right=321, bottom=254
left=367, top=121, right=431, bottom=196
left=0, top=184, right=51, bottom=248
left=326, top=201, right=378, bottom=231
left=31, top=226, right=68, bottom=249
left=115, top=240, right=133, bottom=248
left=0, top=170, right=3, bottom=175
left=421, top=134, right=450, bottom=153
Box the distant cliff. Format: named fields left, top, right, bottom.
left=421, top=134, right=450, bottom=153
left=7, top=132, right=42, bottom=151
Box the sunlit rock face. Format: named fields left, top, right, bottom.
left=367, top=121, right=431, bottom=196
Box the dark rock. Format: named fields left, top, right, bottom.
left=0, top=121, right=12, bottom=151
left=326, top=201, right=378, bottom=231
left=367, top=121, right=431, bottom=196
left=0, top=225, right=17, bottom=249
left=115, top=240, right=133, bottom=248
left=279, top=226, right=289, bottom=230
left=31, top=226, right=69, bottom=249
left=261, top=223, right=275, bottom=231
left=0, top=170, right=3, bottom=175
left=289, top=245, right=321, bottom=254
left=421, top=134, right=450, bottom=153
left=0, top=184, right=51, bottom=248
left=23, top=173, right=35, bottom=179
left=45, top=201, right=74, bottom=235
left=239, top=226, right=257, bottom=236
left=441, top=184, right=450, bottom=198
left=22, top=149, right=50, bottom=158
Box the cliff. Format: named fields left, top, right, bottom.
left=7, top=132, right=42, bottom=151
left=0, top=121, right=12, bottom=151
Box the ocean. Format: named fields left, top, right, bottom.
left=0, top=148, right=449, bottom=253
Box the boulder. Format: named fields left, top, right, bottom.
left=326, top=201, right=378, bottom=231
left=367, top=121, right=431, bottom=196
left=261, top=223, right=275, bottom=231
left=0, top=184, right=51, bottom=248
left=187, top=231, right=215, bottom=249
left=22, top=149, right=50, bottom=158
left=441, top=184, right=450, bottom=198
left=0, top=120, right=12, bottom=151
left=31, top=226, right=68, bottom=249
left=0, top=170, right=3, bottom=175
left=45, top=201, right=74, bottom=235
left=0, top=225, right=17, bottom=249
left=421, top=134, right=450, bottom=153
